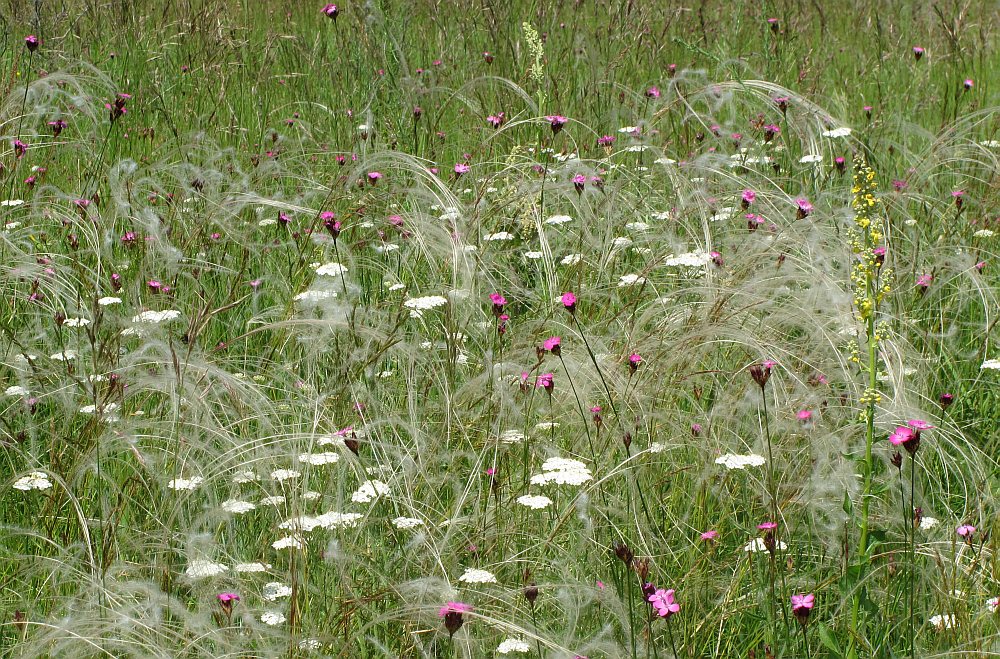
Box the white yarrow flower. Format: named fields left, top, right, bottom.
left=545, top=214, right=573, bottom=226
left=133, top=310, right=181, bottom=324
left=715, top=454, right=767, bottom=470
left=618, top=274, right=646, bottom=287
left=272, top=535, right=305, bottom=550
left=392, top=517, right=425, bottom=529
left=62, top=317, right=91, bottom=328
left=516, top=495, right=553, bottom=510
left=799, top=154, right=823, bottom=163
left=234, top=562, right=271, bottom=573
left=560, top=253, right=583, bottom=266
left=263, top=582, right=293, bottom=601
left=97, top=296, right=122, bottom=306
left=315, top=262, right=348, bottom=277
left=530, top=457, right=593, bottom=486
left=168, top=476, right=204, bottom=491
left=919, top=516, right=939, bottom=531
left=981, top=359, right=1000, bottom=370
left=261, top=611, right=286, bottom=626
left=822, top=127, right=852, bottom=138
left=351, top=479, right=390, bottom=503
left=185, top=559, right=227, bottom=578
left=664, top=251, right=712, bottom=267
left=5, top=385, right=29, bottom=396
left=270, top=469, right=301, bottom=482
left=13, top=471, right=52, bottom=491
left=222, top=500, right=257, bottom=514
left=459, top=568, right=497, bottom=584
left=299, top=452, right=340, bottom=466
left=497, top=638, right=532, bottom=654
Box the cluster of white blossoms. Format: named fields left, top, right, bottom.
left=293, top=289, right=337, bottom=303
left=403, top=295, right=448, bottom=317
left=13, top=471, right=52, bottom=491
left=260, top=611, right=286, bottom=626
left=497, top=638, right=532, bottom=654
left=298, top=452, right=340, bottom=465
left=167, top=476, right=204, bottom=491
left=822, top=127, right=852, bottom=138
left=5, top=385, right=29, bottom=396
left=270, top=469, right=300, bottom=482
left=234, top=562, right=271, bottom=573
left=928, top=614, right=956, bottom=630
left=392, top=517, right=425, bottom=529
left=664, top=251, right=713, bottom=268
left=715, top=454, right=766, bottom=470
left=516, top=494, right=553, bottom=510
left=185, top=559, right=227, bottom=578
left=458, top=568, right=497, bottom=584
left=618, top=273, right=646, bottom=287
left=499, top=429, right=525, bottom=444
left=484, top=231, right=514, bottom=241
left=133, top=310, right=182, bottom=324
left=314, top=262, right=348, bottom=277
left=263, top=582, right=293, bottom=601
left=560, top=253, right=583, bottom=266
left=62, top=317, right=91, bottom=328
left=272, top=535, right=305, bottom=550
left=222, top=499, right=257, bottom=514
left=544, top=214, right=573, bottom=226
left=278, top=511, right=362, bottom=533
left=530, top=457, right=593, bottom=486
left=351, top=479, right=390, bottom=503
left=981, top=358, right=1000, bottom=370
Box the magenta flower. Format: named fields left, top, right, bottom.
left=483, top=51, right=494, bottom=64
left=956, top=524, right=976, bottom=539
left=700, top=530, right=718, bottom=541
left=454, top=163, right=470, bottom=176
left=25, top=35, right=38, bottom=52
left=774, top=96, right=790, bottom=113
left=48, top=119, right=67, bottom=137
left=438, top=601, right=473, bottom=637
left=797, top=409, right=813, bottom=422
left=964, top=78, right=974, bottom=90
left=545, top=115, right=568, bottom=133
left=888, top=426, right=915, bottom=446
left=217, top=592, right=240, bottom=605
left=795, top=198, right=814, bottom=219
left=912, top=46, right=924, bottom=60
left=907, top=419, right=934, bottom=430
left=572, top=174, right=586, bottom=193
left=543, top=336, right=561, bottom=352
left=691, top=423, right=702, bottom=436
left=628, top=352, right=642, bottom=374
left=791, top=593, right=814, bottom=623
left=835, top=156, right=846, bottom=173
left=489, top=293, right=506, bottom=307
left=486, top=113, right=505, bottom=129
left=749, top=360, right=775, bottom=388
left=763, top=124, right=781, bottom=141
left=916, top=273, right=932, bottom=289
left=646, top=86, right=661, bottom=99
left=367, top=171, right=383, bottom=184
left=757, top=521, right=778, bottom=531
left=561, top=291, right=576, bottom=313
left=321, top=4, right=339, bottom=19
left=741, top=189, right=756, bottom=207
left=12, top=140, right=27, bottom=159
left=535, top=373, right=554, bottom=392
left=647, top=588, right=680, bottom=618
left=597, top=135, right=615, bottom=147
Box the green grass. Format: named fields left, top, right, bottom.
left=0, top=1, right=997, bottom=657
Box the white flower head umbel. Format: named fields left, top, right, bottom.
left=715, top=454, right=767, bottom=470
left=351, top=479, right=390, bottom=503
left=403, top=295, right=448, bottom=318
left=458, top=568, right=497, bottom=584
left=315, top=262, right=348, bottom=277
left=516, top=494, right=553, bottom=510
left=13, top=471, right=53, bottom=491
left=497, top=638, right=532, bottom=654
left=133, top=310, right=182, bottom=324
left=185, top=559, right=227, bottom=578
left=168, top=476, right=204, bottom=491
left=530, top=457, right=593, bottom=486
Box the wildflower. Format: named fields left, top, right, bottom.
left=561, top=291, right=576, bottom=313
left=963, top=78, right=973, bottom=91
left=700, top=530, right=718, bottom=542
left=516, top=495, right=552, bottom=510
left=12, top=140, right=27, bottom=158
left=535, top=373, right=554, bottom=393
left=483, top=51, right=494, bottom=63
left=439, top=602, right=473, bottom=637
left=543, top=336, right=561, bottom=356
left=628, top=352, right=642, bottom=374
left=497, top=638, right=531, bottom=654
left=367, top=171, right=382, bottom=184
left=351, top=479, right=390, bottom=503
left=912, top=46, right=924, bottom=60
left=952, top=190, right=964, bottom=210
left=645, top=86, right=661, bottom=99
left=929, top=614, right=956, bottom=629
left=573, top=173, right=586, bottom=193
left=938, top=392, right=954, bottom=409
left=531, top=457, right=592, bottom=486
left=715, top=453, right=766, bottom=470
left=487, top=112, right=505, bottom=128
left=835, top=156, right=846, bottom=173
left=916, top=273, right=932, bottom=291
left=956, top=524, right=976, bottom=542
left=321, top=4, right=339, bottom=19
left=459, top=568, right=497, bottom=584
left=454, top=162, right=470, bottom=176
left=757, top=521, right=777, bottom=531
left=741, top=189, right=756, bottom=209
left=791, top=594, right=815, bottom=624
left=763, top=124, right=780, bottom=142
left=545, top=115, right=567, bottom=133
left=795, top=198, right=814, bottom=219
left=863, top=105, right=873, bottom=120
left=185, top=560, right=227, bottom=578
left=648, top=588, right=680, bottom=618
left=597, top=135, right=615, bottom=147
left=393, top=517, right=424, bottom=529
left=749, top=360, right=776, bottom=388
left=767, top=17, right=779, bottom=32
left=221, top=500, right=256, bottom=514
left=489, top=293, right=506, bottom=316
left=263, top=582, right=293, bottom=601
left=982, top=359, right=1000, bottom=370
left=774, top=96, right=789, bottom=113
left=260, top=611, right=286, bottom=626
left=133, top=310, right=182, bottom=324
left=217, top=592, right=240, bottom=619
left=13, top=472, right=52, bottom=491
left=822, top=127, right=852, bottom=138
left=25, top=35, right=39, bottom=52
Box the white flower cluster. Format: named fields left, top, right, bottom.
left=530, top=457, right=593, bottom=486
left=133, top=310, right=181, bottom=324
left=168, top=476, right=204, bottom=491
left=315, top=262, right=348, bottom=277
left=715, top=454, right=766, bottom=470
left=664, top=251, right=712, bottom=268
left=279, top=511, right=363, bottom=532
left=458, top=568, right=497, bottom=584
left=403, top=295, right=448, bottom=317
left=497, top=638, right=532, bottom=654
left=516, top=495, right=553, bottom=510
left=351, top=479, right=390, bottom=503
left=185, top=559, right=227, bottom=578
left=13, top=471, right=52, bottom=491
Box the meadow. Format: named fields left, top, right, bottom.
left=0, top=0, right=998, bottom=656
